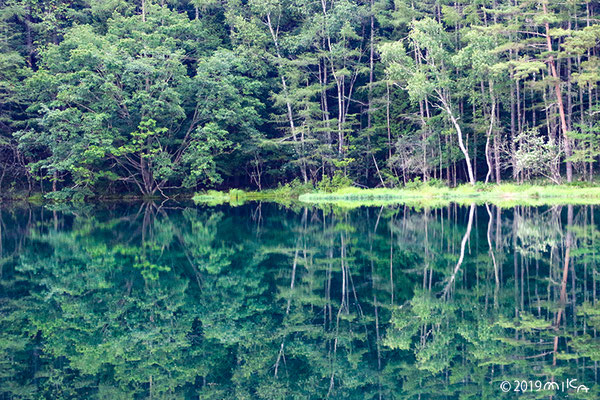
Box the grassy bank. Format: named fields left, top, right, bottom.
left=192, top=187, right=303, bottom=205
left=297, top=183, right=600, bottom=207
left=191, top=183, right=600, bottom=207
left=12, top=183, right=600, bottom=207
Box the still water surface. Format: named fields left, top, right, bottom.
left=0, top=202, right=598, bottom=399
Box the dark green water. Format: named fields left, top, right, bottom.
left=0, top=202, right=598, bottom=399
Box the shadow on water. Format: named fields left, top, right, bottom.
left=0, top=201, right=598, bottom=399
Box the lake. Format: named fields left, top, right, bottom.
left=0, top=201, right=598, bottom=399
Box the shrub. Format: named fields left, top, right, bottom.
left=228, top=188, right=246, bottom=200
left=317, top=172, right=353, bottom=193
left=425, top=178, right=445, bottom=188
left=273, top=178, right=314, bottom=197
left=381, top=170, right=401, bottom=188
left=404, top=177, right=422, bottom=190
left=472, top=182, right=493, bottom=192
left=44, top=187, right=93, bottom=202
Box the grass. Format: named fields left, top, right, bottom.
left=193, top=182, right=600, bottom=208
left=193, top=179, right=317, bottom=206
left=297, top=183, right=600, bottom=207
left=192, top=187, right=306, bottom=206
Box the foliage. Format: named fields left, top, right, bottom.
left=0, top=0, right=599, bottom=196
left=513, top=129, right=562, bottom=183
left=316, top=171, right=353, bottom=193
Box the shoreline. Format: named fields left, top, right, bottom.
left=194, top=184, right=600, bottom=207
left=5, top=183, right=600, bottom=207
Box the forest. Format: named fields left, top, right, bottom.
left=0, top=0, right=599, bottom=198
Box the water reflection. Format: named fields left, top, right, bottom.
left=0, top=202, right=598, bottom=399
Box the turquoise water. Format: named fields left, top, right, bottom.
left=0, top=202, right=598, bottom=399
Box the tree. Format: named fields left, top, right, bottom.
left=512, top=128, right=562, bottom=183
left=1, top=0, right=600, bottom=193
left=381, top=18, right=476, bottom=185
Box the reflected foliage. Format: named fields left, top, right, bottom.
left=0, top=203, right=599, bottom=399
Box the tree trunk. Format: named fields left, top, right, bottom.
left=367, top=1, right=375, bottom=183
left=25, top=6, right=34, bottom=68
left=386, top=83, right=392, bottom=161
left=494, top=96, right=501, bottom=183
left=266, top=13, right=307, bottom=183
left=440, top=96, right=476, bottom=185
left=485, top=80, right=496, bottom=184
left=510, top=76, right=517, bottom=180
left=542, top=1, right=571, bottom=182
